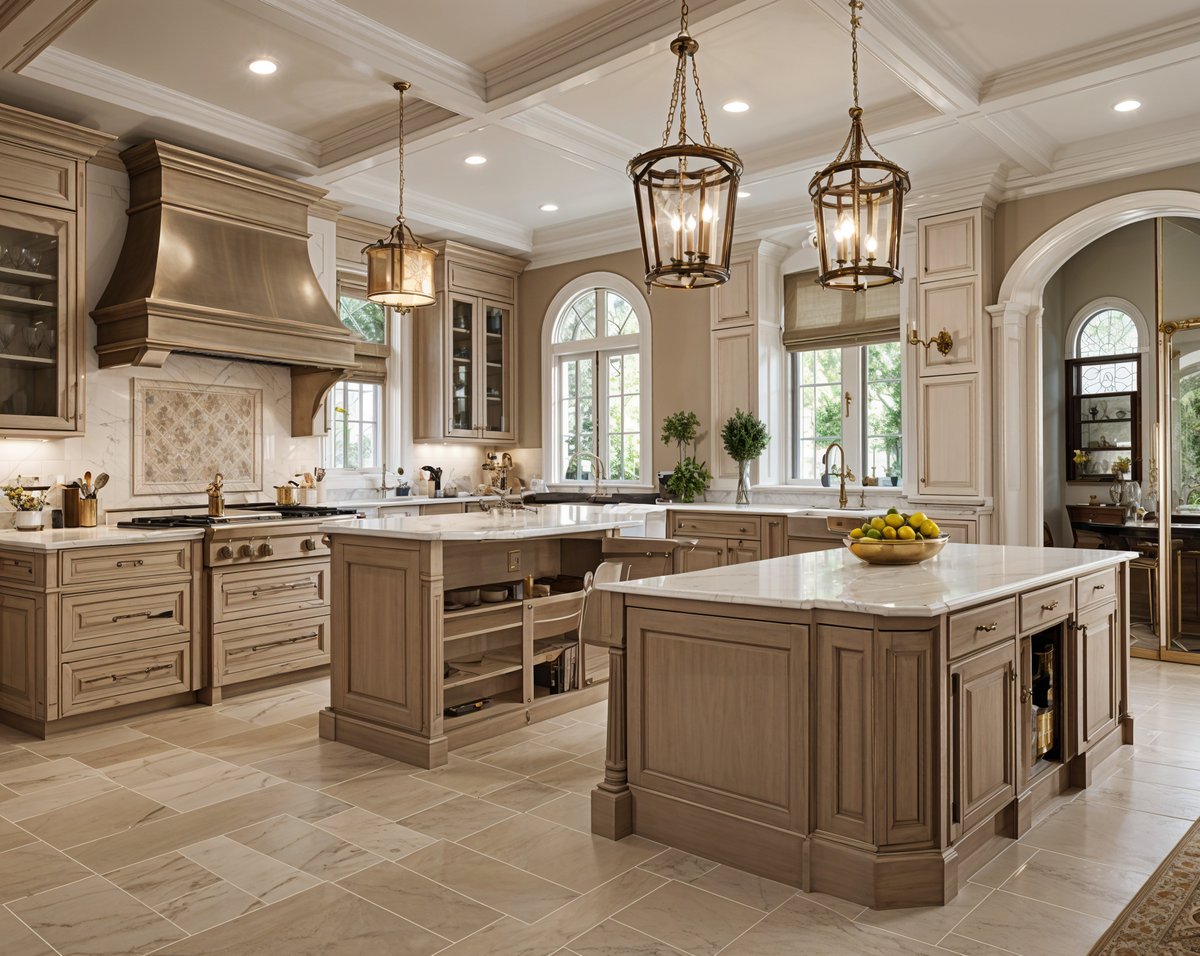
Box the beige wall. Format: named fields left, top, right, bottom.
left=993, top=162, right=1200, bottom=296
left=517, top=248, right=713, bottom=479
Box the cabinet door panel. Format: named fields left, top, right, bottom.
left=728, top=540, right=761, bottom=565
left=951, top=641, right=1016, bottom=835
left=712, top=257, right=752, bottom=327
left=673, top=537, right=726, bottom=573
left=710, top=327, right=755, bottom=480
left=0, top=588, right=39, bottom=718
left=918, top=277, right=979, bottom=376
left=446, top=296, right=478, bottom=437
left=815, top=623, right=873, bottom=843
left=1075, top=600, right=1119, bottom=750
left=919, top=211, right=977, bottom=281
left=480, top=299, right=514, bottom=440
left=918, top=374, right=980, bottom=496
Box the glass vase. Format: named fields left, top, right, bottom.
left=736, top=460, right=752, bottom=505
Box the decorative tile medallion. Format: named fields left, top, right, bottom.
left=132, top=380, right=263, bottom=494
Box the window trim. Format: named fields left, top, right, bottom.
left=1066, top=297, right=1148, bottom=360
left=541, top=273, right=653, bottom=490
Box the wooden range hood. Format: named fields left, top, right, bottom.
left=90, top=141, right=357, bottom=436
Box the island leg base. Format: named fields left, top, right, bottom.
left=319, top=708, right=448, bottom=769
left=809, top=838, right=958, bottom=910
left=590, top=786, right=632, bottom=840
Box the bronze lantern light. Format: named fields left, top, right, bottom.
left=364, top=81, right=437, bottom=312
left=629, top=0, right=742, bottom=291
left=809, top=1, right=910, bottom=291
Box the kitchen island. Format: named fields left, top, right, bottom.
left=318, top=506, right=643, bottom=768
left=591, top=543, right=1136, bottom=909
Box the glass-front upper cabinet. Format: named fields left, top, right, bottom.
left=482, top=301, right=513, bottom=440
left=0, top=200, right=75, bottom=432
left=448, top=297, right=476, bottom=437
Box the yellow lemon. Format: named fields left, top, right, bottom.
left=882, top=525, right=897, bottom=539
left=885, top=512, right=905, bottom=528
left=920, top=520, right=940, bottom=537
left=897, top=525, right=916, bottom=540
left=870, top=516, right=886, bottom=532
left=849, top=527, right=864, bottom=539
left=908, top=511, right=927, bottom=529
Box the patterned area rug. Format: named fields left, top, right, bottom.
left=1090, top=817, right=1200, bottom=954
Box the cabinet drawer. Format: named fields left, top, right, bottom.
left=1019, top=581, right=1073, bottom=633
left=949, top=598, right=1017, bottom=659
left=1077, top=567, right=1117, bottom=612
left=420, top=502, right=466, bottom=515
left=449, top=263, right=514, bottom=300
left=0, top=550, right=43, bottom=588
left=61, top=644, right=190, bottom=717
left=217, top=615, right=329, bottom=685
left=207, top=530, right=332, bottom=567
left=61, top=542, right=192, bottom=587
left=672, top=514, right=762, bottom=539
left=61, top=582, right=191, bottom=656
left=211, top=561, right=328, bottom=624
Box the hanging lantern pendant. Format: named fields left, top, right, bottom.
left=629, top=1, right=742, bottom=291
left=809, top=1, right=910, bottom=292
left=365, top=80, right=437, bottom=311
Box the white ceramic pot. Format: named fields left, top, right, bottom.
left=13, top=510, right=44, bottom=532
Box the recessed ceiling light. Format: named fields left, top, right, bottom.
left=248, top=58, right=277, bottom=75
left=539, top=203, right=559, bottom=212
left=1113, top=99, right=1141, bottom=113
left=737, top=190, right=751, bottom=198
left=464, top=154, right=488, bottom=165
left=723, top=100, right=750, bottom=113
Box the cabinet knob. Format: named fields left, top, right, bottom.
left=217, top=545, right=233, bottom=560
left=258, top=541, right=274, bottom=557
left=1093, top=583, right=1106, bottom=591
left=975, top=622, right=999, bottom=632
left=238, top=543, right=254, bottom=558
left=301, top=537, right=318, bottom=552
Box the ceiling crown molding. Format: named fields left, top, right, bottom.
left=500, top=104, right=641, bottom=174
left=316, top=99, right=464, bottom=179
left=960, top=110, right=1054, bottom=176
left=23, top=47, right=320, bottom=170
left=0, top=0, right=96, bottom=71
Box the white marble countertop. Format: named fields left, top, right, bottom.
left=321, top=504, right=643, bottom=542
left=666, top=502, right=806, bottom=516
left=599, top=543, right=1138, bottom=617
left=0, top=526, right=205, bottom=552
left=323, top=495, right=491, bottom=508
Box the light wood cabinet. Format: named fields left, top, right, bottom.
left=917, top=277, right=980, bottom=376
left=917, top=373, right=981, bottom=496
left=0, top=104, right=112, bottom=438
left=950, top=640, right=1017, bottom=836
left=1075, top=598, right=1120, bottom=751
left=668, top=510, right=784, bottom=571
left=918, top=209, right=978, bottom=281
left=413, top=242, right=526, bottom=443
left=0, top=587, right=40, bottom=718
left=713, top=256, right=752, bottom=327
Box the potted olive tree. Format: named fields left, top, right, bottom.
left=661, top=410, right=712, bottom=503
left=721, top=408, right=770, bottom=505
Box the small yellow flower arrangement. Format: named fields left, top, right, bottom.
left=1072, top=449, right=1089, bottom=466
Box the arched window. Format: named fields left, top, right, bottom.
left=1075, top=308, right=1139, bottom=358
left=543, top=275, right=652, bottom=487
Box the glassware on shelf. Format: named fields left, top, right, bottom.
left=22, top=322, right=44, bottom=355
left=0, top=323, right=14, bottom=353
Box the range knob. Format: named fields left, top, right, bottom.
left=258, top=540, right=275, bottom=557
left=301, top=537, right=318, bottom=552
left=238, top=543, right=255, bottom=559
left=216, top=545, right=234, bottom=560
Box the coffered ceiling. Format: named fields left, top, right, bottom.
left=3, top=0, right=1200, bottom=265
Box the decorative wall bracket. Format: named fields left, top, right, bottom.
left=908, top=325, right=954, bottom=356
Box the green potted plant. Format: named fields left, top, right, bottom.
left=661, top=410, right=711, bottom=503
left=720, top=408, right=770, bottom=504
left=3, top=484, right=49, bottom=531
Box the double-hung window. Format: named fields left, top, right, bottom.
left=326, top=279, right=389, bottom=470
left=784, top=271, right=902, bottom=484
left=544, top=277, right=652, bottom=487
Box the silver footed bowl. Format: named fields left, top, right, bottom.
left=843, top=533, right=950, bottom=565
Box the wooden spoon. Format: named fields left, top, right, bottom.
left=92, top=473, right=109, bottom=493
left=82, top=470, right=92, bottom=497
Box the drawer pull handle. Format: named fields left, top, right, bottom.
left=739, top=527, right=748, bottom=532
left=81, top=662, right=174, bottom=685
left=1093, top=583, right=1107, bottom=590
left=250, top=582, right=309, bottom=597
left=0, top=558, right=29, bottom=568
left=115, top=560, right=144, bottom=568
left=976, top=622, right=999, bottom=632
left=231, top=632, right=320, bottom=655
left=111, top=610, right=174, bottom=624
left=1040, top=600, right=1059, bottom=611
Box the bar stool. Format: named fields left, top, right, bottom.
left=1176, top=543, right=1200, bottom=641
left=1130, top=548, right=1158, bottom=634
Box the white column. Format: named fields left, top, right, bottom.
left=988, top=301, right=1041, bottom=546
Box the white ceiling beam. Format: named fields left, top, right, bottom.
left=0, top=0, right=96, bottom=71
left=23, top=47, right=321, bottom=170
left=959, top=111, right=1054, bottom=176
left=313, top=101, right=472, bottom=183
left=499, top=104, right=641, bottom=175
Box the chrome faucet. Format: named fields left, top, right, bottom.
left=377, top=461, right=391, bottom=495
left=568, top=452, right=607, bottom=497
left=822, top=441, right=856, bottom=510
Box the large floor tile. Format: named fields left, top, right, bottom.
left=994, top=848, right=1147, bottom=920
left=25, top=725, right=149, bottom=759
left=338, top=860, right=503, bottom=940
left=130, top=709, right=256, bottom=748
left=530, top=792, right=594, bottom=834
left=412, top=755, right=525, bottom=797
left=218, top=690, right=321, bottom=726
left=687, top=864, right=796, bottom=912
left=1020, top=800, right=1193, bottom=874
left=614, top=880, right=764, bottom=956
left=968, top=843, right=1040, bottom=889
left=0, top=815, right=37, bottom=853
left=454, top=726, right=546, bottom=760
left=400, top=839, right=578, bottom=922
left=193, top=722, right=316, bottom=766
left=951, top=889, right=1109, bottom=956
left=155, top=879, right=264, bottom=934
left=569, top=918, right=690, bottom=956
left=478, top=740, right=576, bottom=777
left=21, top=787, right=176, bottom=849
left=854, top=881, right=992, bottom=945
left=399, top=793, right=516, bottom=840
left=535, top=722, right=609, bottom=756
left=106, top=850, right=222, bottom=908
left=323, top=765, right=456, bottom=819
left=103, top=748, right=223, bottom=789
left=180, top=835, right=321, bottom=903
left=252, top=742, right=397, bottom=788
left=0, top=841, right=94, bottom=902
left=0, top=757, right=97, bottom=794
left=129, top=762, right=281, bottom=813
left=530, top=759, right=603, bottom=795
left=0, top=905, right=57, bottom=956
left=153, top=882, right=445, bottom=956
left=8, top=875, right=186, bottom=956
left=314, top=806, right=437, bottom=859
left=1075, top=773, right=1200, bottom=819
left=74, top=734, right=177, bottom=771
left=0, top=750, right=50, bottom=774
left=482, top=778, right=567, bottom=812
left=460, top=813, right=661, bottom=893
left=227, top=813, right=380, bottom=881
left=1115, top=754, right=1200, bottom=790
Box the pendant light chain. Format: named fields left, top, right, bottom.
left=691, top=56, right=713, bottom=147
left=850, top=0, right=862, bottom=110
left=395, top=80, right=408, bottom=228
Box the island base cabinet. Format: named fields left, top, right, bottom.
left=0, top=588, right=42, bottom=719
left=950, top=641, right=1017, bottom=839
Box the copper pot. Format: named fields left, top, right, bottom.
left=274, top=484, right=299, bottom=506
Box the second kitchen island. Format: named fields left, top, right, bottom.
left=318, top=505, right=642, bottom=768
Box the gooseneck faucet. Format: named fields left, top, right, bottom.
left=568, top=452, right=606, bottom=497
left=822, top=441, right=856, bottom=510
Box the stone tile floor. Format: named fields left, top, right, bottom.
left=0, top=657, right=1193, bottom=955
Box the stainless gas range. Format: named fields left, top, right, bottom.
left=119, top=504, right=362, bottom=701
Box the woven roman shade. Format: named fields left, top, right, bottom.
left=782, top=269, right=900, bottom=351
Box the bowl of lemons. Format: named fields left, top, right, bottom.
left=843, top=509, right=949, bottom=565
